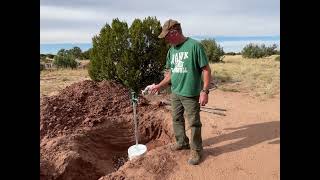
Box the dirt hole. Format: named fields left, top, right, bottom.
left=40, top=80, right=173, bottom=180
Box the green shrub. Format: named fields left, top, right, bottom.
left=225, top=52, right=236, bottom=56
left=88, top=17, right=168, bottom=93
left=46, top=54, right=55, bottom=59
left=200, top=39, right=224, bottom=63
left=241, top=43, right=278, bottom=59
left=69, top=46, right=82, bottom=59
left=81, top=48, right=92, bottom=59
left=53, top=54, right=78, bottom=69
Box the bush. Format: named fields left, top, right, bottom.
left=53, top=54, right=78, bottom=69
left=275, top=56, right=280, bottom=61
left=56, top=47, right=83, bottom=60
left=200, top=39, right=224, bottom=63
left=46, top=54, right=55, bottom=59
left=241, top=43, right=278, bottom=59
left=89, top=17, right=168, bottom=93
left=69, top=46, right=82, bottom=59
left=225, top=52, right=236, bottom=56
left=81, top=48, right=92, bottom=60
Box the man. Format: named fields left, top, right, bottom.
left=150, top=19, right=212, bottom=165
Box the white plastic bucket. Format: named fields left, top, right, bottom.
left=128, top=144, right=147, bottom=160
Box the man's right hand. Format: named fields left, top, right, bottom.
left=150, top=84, right=161, bottom=94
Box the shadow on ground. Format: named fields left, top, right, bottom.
left=202, top=121, right=280, bottom=161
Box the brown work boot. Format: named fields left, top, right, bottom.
left=188, top=150, right=202, bottom=165
left=170, top=143, right=190, bottom=151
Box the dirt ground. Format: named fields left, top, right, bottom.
left=40, top=80, right=279, bottom=180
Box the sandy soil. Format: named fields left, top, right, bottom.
left=40, top=80, right=279, bottom=180
left=168, top=89, right=279, bottom=180
left=102, top=89, right=280, bottom=180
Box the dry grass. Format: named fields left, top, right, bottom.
left=40, top=56, right=280, bottom=100
left=40, top=68, right=90, bottom=97
left=210, top=55, right=280, bottom=100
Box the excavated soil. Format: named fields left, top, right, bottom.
left=40, top=80, right=175, bottom=180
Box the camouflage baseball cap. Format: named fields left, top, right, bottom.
left=158, top=19, right=180, bottom=38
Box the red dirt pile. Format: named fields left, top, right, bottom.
left=40, top=80, right=174, bottom=180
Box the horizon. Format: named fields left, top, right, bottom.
left=40, top=35, right=280, bottom=54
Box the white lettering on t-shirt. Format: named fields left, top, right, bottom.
left=171, top=52, right=188, bottom=73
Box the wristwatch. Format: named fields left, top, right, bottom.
left=201, top=89, right=209, bottom=94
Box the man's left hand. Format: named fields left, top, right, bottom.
left=199, top=92, right=208, bottom=106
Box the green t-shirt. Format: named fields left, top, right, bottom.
left=166, top=37, right=209, bottom=97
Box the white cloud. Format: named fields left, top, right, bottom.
left=169, top=14, right=279, bottom=36
left=40, top=0, right=279, bottom=43
left=40, top=30, right=98, bottom=44
left=40, top=6, right=106, bottom=21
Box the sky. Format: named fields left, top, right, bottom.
left=40, top=0, right=279, bottom=52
